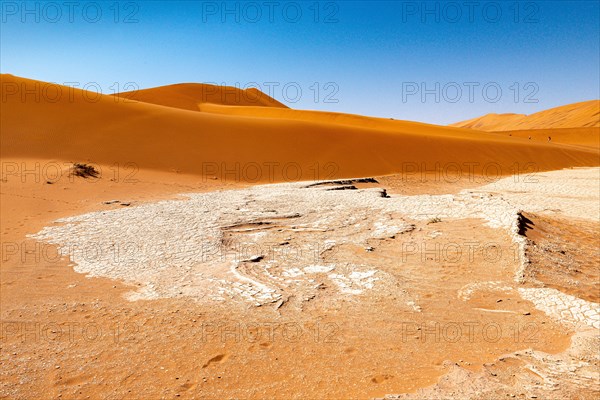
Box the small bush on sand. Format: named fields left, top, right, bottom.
left=428, top=217, right=442, bottom=224
left=72, top=163, right=99, bottom=178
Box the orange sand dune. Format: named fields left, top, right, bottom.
left=113, top=82, right=287, bottom=112
left=489, top=127, right=600, bottom=150
left=451, top=100, right=600, bottom=131
left=114, top=90, right=600, bottom=148
left=1, top=74, right=598, bottom=182
left=119, top=87, right=477, bottom=134
left=178, top=102, right=461, bottom=133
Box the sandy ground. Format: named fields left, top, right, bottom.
left=1, top=159, right=598, bottom=399
left=1, top=75, right=599, bottom=398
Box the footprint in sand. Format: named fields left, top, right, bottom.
left=202, top=353, right=229, bottom=368
left=179, top=382, right=196, bottom=391
left=371, top=374, right=392, bottom=384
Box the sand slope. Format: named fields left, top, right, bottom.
left=485, top=127, right=600, bottom=150
left=1, top=74, right=598, bottom=182
left=451, top=100, right=600, bottom=131
left=113, top=82, right=287, bottom=111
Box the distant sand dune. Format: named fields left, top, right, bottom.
left=2, top=74, right=598, bottom=182
left=113, top=82, right=288, bottom=111
left=484, top=127, right=600, bottom=149
left=451, top=100, right=600, bottom=131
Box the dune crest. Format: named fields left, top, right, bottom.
left=1, top=74, right=598, bottom=182
left=113, top=82, right=288, bottom=112
left=451, top=100, right=600, bottom=131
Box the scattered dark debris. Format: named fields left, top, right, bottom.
left=517, top=211, right=535, bottom=236
left=222, top=221, right=272, bottom=230
left=248, top=255, right=264, bottom=262
left=306, top=177, right=378, bottom=188
left=326, top=185, right=357, bottom=191
left=71, top=163, right=99, bottom=178
left=103, top=200, right=132, bottom=207
left=267, top=213, right=301, bottom=220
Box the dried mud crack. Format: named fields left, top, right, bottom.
left=22, top=167, right=600, bottom=399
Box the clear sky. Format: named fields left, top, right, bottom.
left=1, top=0, right=599, bottom=124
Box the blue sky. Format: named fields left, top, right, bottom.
left=1, top=0, right=599, bottom=124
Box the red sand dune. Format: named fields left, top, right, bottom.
left=451, top=100, right=600, bottom=131
left=1, top=74, right=598, bottom=182
left=114, top=82, right=288, bottom=111
left=485, top=127, right=600, bottom=150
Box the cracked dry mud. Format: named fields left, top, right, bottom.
left=8, top=167, right=600, bottom=399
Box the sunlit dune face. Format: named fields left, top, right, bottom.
left=452, top=100, right=600, bottom=131
left=2, top=74, right=598, bottom=184
left=112, top=83, right=288, bottom=112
